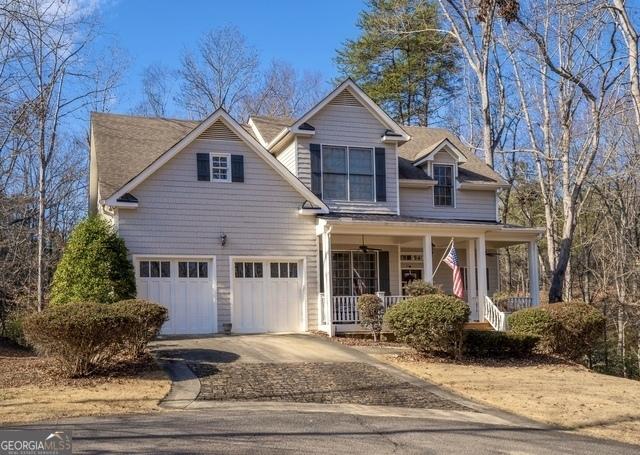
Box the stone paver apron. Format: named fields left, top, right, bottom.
left=189, top=361, right=468, bottom=410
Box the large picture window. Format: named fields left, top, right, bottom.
left=322, top=145, right=374, bottom=201
left=433, top=164, right=454, bottom=207
left=331, top=251, right=378, bottom=296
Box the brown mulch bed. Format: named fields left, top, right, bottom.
left=0, top=341, right=159, bottom=388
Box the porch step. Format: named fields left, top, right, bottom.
left=463, top=322, right=494, bottom=331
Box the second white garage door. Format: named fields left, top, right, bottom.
left=232, top=258, right=304, bottom=333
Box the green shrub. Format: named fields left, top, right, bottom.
left=508, top=307, right=557, bottom=352
left=49, top=216, right=136, bottom=305
left=405, top=280, right=442, bottom=297
left=384, top=294, right=469, bottom=358
left=357, top=294, right=384, bottom=341
left=111, top=299, right=168, bottom=357
left=23, top=302, right=128, bottom=376
left=509, top=302, right=605, bottom=361
left=463, top=330, right=539, bottom=358
left=3, top=312, right=28, bottom=348
left=22, top=300, right=167, bottom=377
left=546, top=302, right=605, bottom=361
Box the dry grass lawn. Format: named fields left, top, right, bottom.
left=387, top=354, right=640, bottom=446
left=0, top=343, right=171, bottom=425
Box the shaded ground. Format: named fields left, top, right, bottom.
left=385, top=353, right=640, bottom=446
left=191, top=361, right=467, bottom=410
left=0, top=341, right=170, bottom=424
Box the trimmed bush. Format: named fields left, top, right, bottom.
left=111, top=299, right=168, bottom=357
left=22, top=300, right=167, bottom=376
left=49, top=216, right=136, bottom=305
left=384, top=294, right=469, bottom=358
left=546, top=302, right=605, bottom=361
left=405, top=280, right=442, bottom=297
left=23, top=302, right=128, bottom=376
left=357, top=294, right=384, bottom=341
left=463, top=330, right=538, bottom=358
left=508, top=307, right=557, bottom=352
left=509, top=302, right=605, bottom=361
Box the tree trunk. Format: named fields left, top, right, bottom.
left=37, top=122, right=46, bottom=312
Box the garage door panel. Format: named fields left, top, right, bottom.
left=136, top=258, right=216, bottom=335
left=232, top=259, right=303, bottom=333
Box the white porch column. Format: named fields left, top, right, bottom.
left=466, top=239, right=477, bottom=321
left=321, top=228, right=334, bottom=337
left=476, top=233, right=487, bottom=322
left=423, top=234, right=433, bottom=284
left=528, top=239, right=540, bottom=306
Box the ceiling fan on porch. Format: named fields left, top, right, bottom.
left=358, top=235, right=382, bottom=254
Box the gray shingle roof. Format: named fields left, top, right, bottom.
left=92, top=112, right=198, bottom=200
left=249, top=115, right=292, bottom=144
left=92, top=111, right=506, bottom=202
left=399, top=126, right=506, bottom=185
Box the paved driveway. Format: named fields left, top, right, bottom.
left=153, top=334, right=468, bottom=410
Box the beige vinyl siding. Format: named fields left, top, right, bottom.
left=331, top=244, right=401, bottom=295
left=276, top=140, right=297, bottom=175
left=117, top=137, right=319, bottom=331
left=432, top=150, right=456, bottom=164
left=399, top=187, right=497, bottom=221
left=297, top=100, right=399, bottom=214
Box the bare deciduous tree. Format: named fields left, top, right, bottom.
left=177, top=25, right=259, bottom=119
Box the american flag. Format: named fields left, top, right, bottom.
left=444, top=245, right=464, bottom=299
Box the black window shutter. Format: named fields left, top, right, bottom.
left=197, top=153, right=210, bottom=181
left=375, top=147, right=386, bottom=202
left=378, top=251, right=390, bottom=294
left=231, top=154, right=244, bottom=182
left=310, top=143, right=322, bottom=197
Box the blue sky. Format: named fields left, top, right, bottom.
left=100, top=0, right=366, bottom=113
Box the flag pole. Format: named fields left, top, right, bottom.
left=431, top=237, right=454, bottom=280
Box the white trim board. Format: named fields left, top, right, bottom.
left=102, top=109, right=329, bottom=214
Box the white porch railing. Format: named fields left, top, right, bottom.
left=484, top=296, right=534, bottom=331
left=332, top=295, right=409, bottom=324
left=502, top=297, right=533, bottom=312
left=484, top=296, right=509, bottom=331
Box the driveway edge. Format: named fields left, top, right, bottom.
left=157, top=359, right=200, bottom=409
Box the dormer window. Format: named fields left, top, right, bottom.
left=433, top=164, right=454, bottom=207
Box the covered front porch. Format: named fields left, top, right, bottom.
left=315, top=215, right=543, bottom=335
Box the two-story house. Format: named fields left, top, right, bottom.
left=89, top=79, right=542, bottom=336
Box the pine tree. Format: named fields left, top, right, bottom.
left=336, top=0, right=459, bottom=126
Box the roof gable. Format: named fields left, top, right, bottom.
left=413, top=138, right=468, bottom=166
left=265, top=79, right=410, bottom=149
left=98, top=109, right=328, bottom=212
left=291, top=80, right=409, bottom=141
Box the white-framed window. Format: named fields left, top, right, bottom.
left=321, top=145, right=375, bottom=201
left=433, top=164, right=454, bottom=207
left=210, top=153, right=230, bottom=182
left=331, top=250, right=378, bottom=296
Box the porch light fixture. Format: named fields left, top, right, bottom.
left=220, top=233, right=227, bottom=247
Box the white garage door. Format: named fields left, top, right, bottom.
left=232, top=259, right=303, bottom=333
left=136, top=257, right=216, bottom=335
